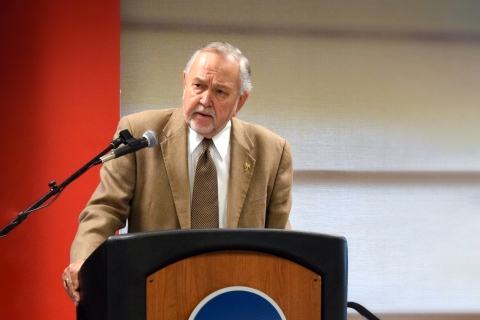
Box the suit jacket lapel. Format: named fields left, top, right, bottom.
left=161, top=108, right=191, bottom=229
left=227, top=118, right=256, bottom=228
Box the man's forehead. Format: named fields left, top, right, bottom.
left=192, top=51, right=238, bottom=72
left=188, top=52, right=239, bottom=86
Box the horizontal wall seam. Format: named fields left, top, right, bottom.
left=122, top=20, right=480, bottom=44
left=294, top=170, right=480, bottom=184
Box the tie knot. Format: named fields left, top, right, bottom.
left=202, top=138, right=213, bottom=151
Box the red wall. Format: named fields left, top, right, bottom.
left=0, top=1, right=119, bottom=319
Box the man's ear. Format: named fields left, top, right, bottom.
left=232, top=91, right=250, bottom=117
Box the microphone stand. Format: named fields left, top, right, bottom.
left=0, top=130, right=134, bottom=239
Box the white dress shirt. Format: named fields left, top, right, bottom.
left=188, top=121, right=231, bottom=228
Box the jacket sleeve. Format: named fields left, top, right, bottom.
left=266, top=139, right=293, bottom=229
left=70, top=116, right=136, bottom=262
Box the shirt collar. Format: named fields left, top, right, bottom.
left=188, top=120, right=231, bottom=160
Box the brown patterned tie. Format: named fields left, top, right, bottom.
left=191, top=138, right=219, bottom=228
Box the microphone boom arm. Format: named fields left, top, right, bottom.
left=0, top=131, right=132, bottom=239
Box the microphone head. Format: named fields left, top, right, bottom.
left=142, top=130, right=158, bottom=148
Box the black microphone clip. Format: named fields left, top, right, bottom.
left=98, top=130, right=158, bottom=164
left=110, top=129, right=135, bottom=149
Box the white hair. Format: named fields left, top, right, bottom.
left=184, top=42, right=252, bottom=95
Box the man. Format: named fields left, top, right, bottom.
left=62, top=42, right=293, bottom=305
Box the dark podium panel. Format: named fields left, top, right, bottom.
left=77, top=229, right=347, bottom=320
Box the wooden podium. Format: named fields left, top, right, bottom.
left=77, top=229, right=347, bottom=320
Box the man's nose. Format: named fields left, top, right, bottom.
left=199, top=90, right=213, bottom=107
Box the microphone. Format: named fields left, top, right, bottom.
left=99, top=130, right=158, bottom=163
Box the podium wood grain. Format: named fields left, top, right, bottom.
left=146, top=250, right=321, bottom=319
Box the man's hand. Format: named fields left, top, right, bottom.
left=62, top=259, right=85, bottom=306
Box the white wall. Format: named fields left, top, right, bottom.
left=121, top=0, right=480, bottom=314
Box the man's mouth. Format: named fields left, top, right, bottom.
left=195, top=112, right=211, bottom=117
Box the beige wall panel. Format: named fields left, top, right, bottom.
left=122, top=0, right=480, bottom=33
left=121, top=31, right=480, bottom=171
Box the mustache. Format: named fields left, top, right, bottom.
left=192, top=104, right=216, bottom=118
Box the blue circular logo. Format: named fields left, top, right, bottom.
left=189, top=286, right=286, bottom=320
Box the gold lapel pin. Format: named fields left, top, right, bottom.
left=244, top=163, right=251, bottom=172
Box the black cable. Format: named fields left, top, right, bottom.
left=347, top=301, right=380, bottom=320
left=21, top=189, right=64, bottom=214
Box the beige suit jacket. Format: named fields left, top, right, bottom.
left=71, top=108, right=293, bottom=261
